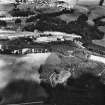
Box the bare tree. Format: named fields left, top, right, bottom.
left=99, top=0, right=104, bottom=6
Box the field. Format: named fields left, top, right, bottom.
left=0, top=1, right=105, bottom=105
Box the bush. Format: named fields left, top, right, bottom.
left=15, top=19, right=21, bottom=24
left=10, top=8, right=34, bottom=17
left=23, top=24, right=36, bottom=32
left=0, top=20, right=7, bottom=27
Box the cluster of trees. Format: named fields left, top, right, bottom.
left=9, top=7, right=35, bottom=17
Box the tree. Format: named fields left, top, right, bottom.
left=15, top=19, right=21, bottom=25
left=0, top=20, right=7, bottom=27
left=99, top=0, right=104, bottom=6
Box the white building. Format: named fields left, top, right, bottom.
left=35, top=36, right=57, bottom=43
